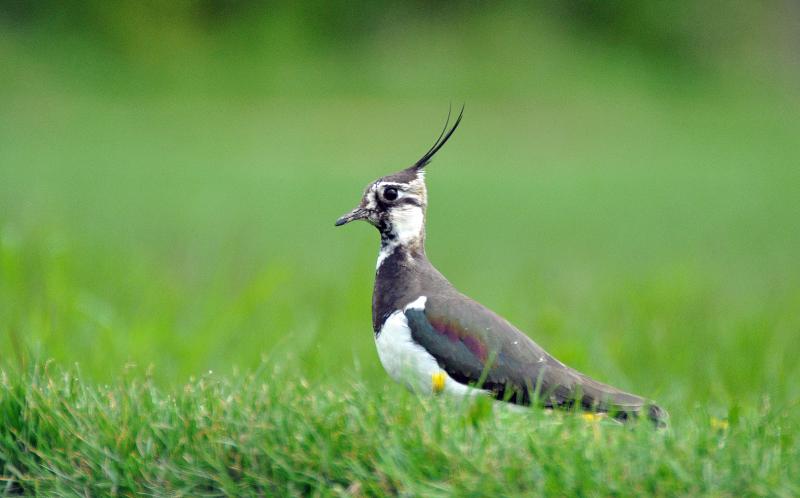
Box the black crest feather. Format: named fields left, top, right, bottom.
left=411, top=104, right=464, bottom=170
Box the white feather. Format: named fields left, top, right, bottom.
left=376, top=244, right=395, bottom=269
left=375, top=203, right=425, bottom=270
left=375, top=296, right=483, bottom=397
left=389, top=205, right=424, bottom=245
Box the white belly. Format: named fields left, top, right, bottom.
left=375, top=296, right=478, bottom=397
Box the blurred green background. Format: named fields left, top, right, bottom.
left=1, top=2, right=799, bottom=412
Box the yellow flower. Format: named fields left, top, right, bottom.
left=581, top=412, right=602, bottom=423
left=710, top=417, right=729, bottom=431
left=431, top=371, right=446, bottom=394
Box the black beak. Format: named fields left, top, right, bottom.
left=335, top=207, right=369, bottom=226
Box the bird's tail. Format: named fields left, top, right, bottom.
left=541, top=363, right=668, bottom=427
left=574, top=371, right=668, bottom=427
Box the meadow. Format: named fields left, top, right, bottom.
left=1, top=9, right=800, bottom=495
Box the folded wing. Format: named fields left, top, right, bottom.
left=405, top=293, right=666, bottom=425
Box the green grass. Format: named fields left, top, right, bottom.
left=1, top=19, right=800, bottom=495
left=1, top=363, right=797, bottom=496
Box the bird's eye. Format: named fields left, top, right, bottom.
left=383, top=187, right=398, bottom=201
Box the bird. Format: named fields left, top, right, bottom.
left=335, top=107, right=667, bottom=426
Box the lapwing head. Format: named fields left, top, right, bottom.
left=335, top=107, right=463, bottom=248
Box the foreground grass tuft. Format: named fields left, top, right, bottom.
left=1, top=363, right=797, bottom=496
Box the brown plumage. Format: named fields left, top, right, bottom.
left=336, top=108, right=667, bottom=427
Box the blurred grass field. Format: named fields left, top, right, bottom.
left=1, top=4, right=800, bottom=493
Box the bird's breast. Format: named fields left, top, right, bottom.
left=374, top=296, right=474, bottom=397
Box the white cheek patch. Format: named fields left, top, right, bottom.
left=388, top=205, right=424, bottom=245
left=376, top=203, right=425, bottom=270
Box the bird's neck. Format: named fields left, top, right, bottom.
left=372, top=232, right=428, bottom=334
left=377, top=231, right=425, bottom=270
left=376, top=208, right=426, bottom=270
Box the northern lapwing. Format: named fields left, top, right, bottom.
left=335, top=108, right=667, bottom=426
